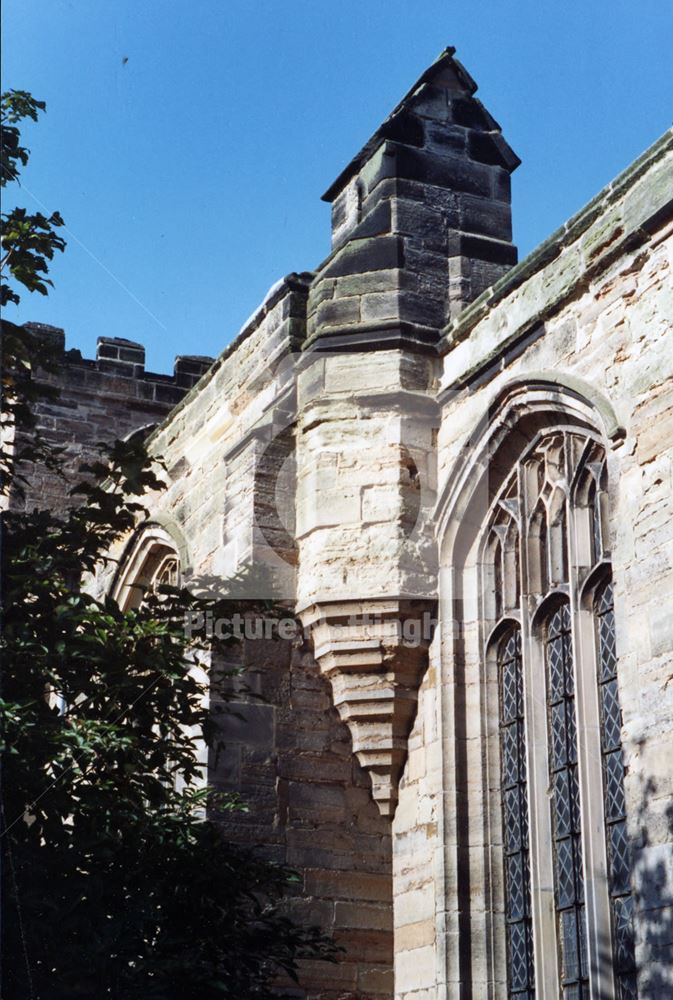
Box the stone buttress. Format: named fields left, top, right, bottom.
left=296, top=47, right=520, bottom=815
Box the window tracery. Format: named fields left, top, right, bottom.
left=482, top=428, right=636, bottom=998
left=152, top=552, right=180, bottom=592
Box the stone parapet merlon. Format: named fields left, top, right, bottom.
left=23, top=324, right=215, bottom=395
left=11, top=325, right=215, bottom=515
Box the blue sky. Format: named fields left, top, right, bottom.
left=3, top=1, right=672, bottom=374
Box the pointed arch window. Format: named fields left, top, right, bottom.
left=481, top=429, right=637, bottom=998
left=111, top=525, right=181, bottom=611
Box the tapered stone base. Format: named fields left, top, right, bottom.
left=299, top=598, right=435, bottom=816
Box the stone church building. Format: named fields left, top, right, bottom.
left=21, top=48, right=673, bottom=1000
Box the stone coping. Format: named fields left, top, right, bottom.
left=320, top=46, right=516, bottom=203
left=439, top=127, right=673, bottom=357
left=145, top=270, right=312, bottom=447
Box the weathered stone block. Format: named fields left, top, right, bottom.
left=321, top=236, right=405, bottom=280
left=316, top=296, right=362, bottom=329
left=360, top=291, right=400, bottom=323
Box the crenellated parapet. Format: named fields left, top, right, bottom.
left=10, top=324, right=214, bottom=515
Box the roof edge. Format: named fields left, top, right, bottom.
left=440, top=126, right=673, bottom=354
left=145, top=271, right=313, bottom=448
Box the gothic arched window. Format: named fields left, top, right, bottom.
left=482, top=429, right=637, bottom=998
left=111, top=525, right=181, bottom=611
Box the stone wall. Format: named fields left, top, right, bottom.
left=143, top=272, right=310, bottom=586
left=16, top=46, right=673, bottom=1000
left=10, top=323, right=213, bottom=516
left=394, top=126, right=673, bottom=999
left=96, top=272, right=396, bottom=999
left=211, top=637, right=394, bottom=999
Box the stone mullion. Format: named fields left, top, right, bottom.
left=518, top=458, right=561, bottom=1000
left=437, top=566, right=471, bottom=1000
left=568, top=487, right=618, bottom=1000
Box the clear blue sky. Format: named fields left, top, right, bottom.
left=3, top=1, right=672, bottom=374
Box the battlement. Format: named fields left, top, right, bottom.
left=13, top=324, right=214, bottom=515
left=24, top=324, right=214, bottom=394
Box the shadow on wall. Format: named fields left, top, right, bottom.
left=632, top=767, right=673, bottom=994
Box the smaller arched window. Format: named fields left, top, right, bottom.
left=112, top=525, right=181, bottom=611
left=498, top=625, right=535, bottom=1000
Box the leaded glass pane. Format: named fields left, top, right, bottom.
left=504, top=629, right=520, bottom=663
left=566, top=699, right=577, bottom=763
left=596, top=579, right=613, bottom=616
left=503, top=663, right=519, bottom=724
left=604, top=750, right=626, bottom=821
left=551, top=702, right=567, bottom=769
left=546, top=601, right=589, bottom=994
left=619, top=974, right=638, bottom=1000
left=613, top=894, right=635, bottom=972
left=498, top=626, right=535, bottom=999
left=504, top=787, right=522, bottom=851
left=595, top=581, right=638, bottom=995
left=508, top=854, right=526, bottom=918
left=609, top=820, right=632, bottom=896
left=599, top=608, right=617, bottom=680
left=560, top=909, right=580, bottom=979
left=557, top=838, right=576, bottom=908
left=563, top=633, right=574, bottom=695
left=503, top=724, right=519, bottom=786
left=548, top=635, right=566, bottom=701
left=510, top=921, right=531, bottom=988
left=548, top=605, right=563, bottom=637
left=554, top=771, right=572, bottom=837
left=569, top=771, right=581, bottom=831
left=601, top=678, right=622, bottom=751
left=574, top=835, right=585, bottom=904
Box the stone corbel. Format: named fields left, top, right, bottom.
left=299, top=598, right=436, bottom=816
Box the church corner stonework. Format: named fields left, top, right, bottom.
left=19, top=47, right=673, bottom=1000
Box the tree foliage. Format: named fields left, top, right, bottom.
left=1, top=93, right=337, bottom=998
left=1, top=91, right=66, bottom=497
left=1, top=90, right=66, bottom=306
